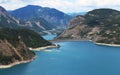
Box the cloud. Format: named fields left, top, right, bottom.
left=0, top=0, right=120, bottom=12
left=96, top=0, right=120, bottom=6
left=0, top=0, right=26, bottom=10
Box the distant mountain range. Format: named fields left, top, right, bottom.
left=0, top=6, right=52, bottom=33
left=9, top=5, right=72, bottom=29
left=57, top=8, right=120, bottom=45
left=0, top=5, right=72, bottom=34
left=67, top=12, right=86, bottom=17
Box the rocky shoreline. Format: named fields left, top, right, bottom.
left=0, top=56, right=36, bottom=69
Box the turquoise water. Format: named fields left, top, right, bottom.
left=42, top=35, right=56, bottom=40
left=1, top=41, right=120, bottom=75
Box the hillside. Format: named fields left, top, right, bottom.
left=9, top=5, right=72, bottom=29
left=24, top=17, right=54, bottom=33
left=0, top=6, right=55, bottom=33
left=0, top=6, right=53, bottom=67
left=57, top=8, right=120, bottom=44
left=0, top=6, right=52, bottom=48
left=0, top=6, right=20, bottom=28
left=0, top=28, right=53, bottom=66
left=0, top=28, right=52, bottom=48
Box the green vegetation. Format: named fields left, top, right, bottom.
left=84, top=9, right=120, bottom=27
left=0, top=28, right=52, bottom=48
left=58, top=8, right=120, bottom=44
left=0, top=28, right=51, bottom=65
left=0, top=6, right=53, bottom=66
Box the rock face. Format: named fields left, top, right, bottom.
left=57, top=8, right=120, bottom=44
left=9, top=5, right=72, bottom=29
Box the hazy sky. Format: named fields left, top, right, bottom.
left=0, top=0, right=120, bottom=13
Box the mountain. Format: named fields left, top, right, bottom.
left=9, top=5, right=72, bottom=29
left=0, top=6, right=54, bottom=34
left=0, top=6, right=20, bottom=28
left=0, top=6, right=53, bottom=67
left=0, top=28, right=53, bottom=66
left=24, top=17, right=54, bottom=33
left=57, top=8, right=120, bottom=44
left=0, top=28, right=52, bottom=48
left=0, top=6, right=53, bottom=47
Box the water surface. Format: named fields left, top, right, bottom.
left=0, top=41, right=120, bottom=75
left=42, top=34, right=56, bottom=40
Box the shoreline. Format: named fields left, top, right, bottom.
left=94, top=42, right=120, bottom=47
left=29, top=44, right=60, bottom=51
left=0, top=56, right=36, bottom=69
left=49, top=39, right=92, bottom=42
left=50, top=39, right=120, bottom=47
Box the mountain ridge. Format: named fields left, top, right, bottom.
left=9, top=5, right=72, bottom=29
left=0, top=5, right=55, bottom=34
left=57, top=8, right=120, bottom=45
left=0, top=6, right=53, bottom=67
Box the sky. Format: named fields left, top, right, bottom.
left=0, top=0, right=120, bottom=13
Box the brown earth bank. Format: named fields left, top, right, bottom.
left=0, top=39, right=35, bottom=69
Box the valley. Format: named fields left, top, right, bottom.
left=0, top=2, right=120, bottom=75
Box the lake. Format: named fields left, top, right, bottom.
left=0, top=41, right=120, bottom=75
left=42, top=34, right=56, bottom=40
